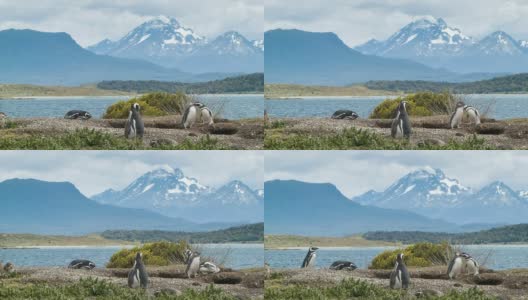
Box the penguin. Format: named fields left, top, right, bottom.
left=182, top=103, right=202, bottom=129
left=460, top=252, right=479, bottom=275
left=391, top=101, right=411, bottom=139
left=301, top=247, right=318, bottom=268
left=447, top=252, right=465, bottom=279
left=464, top=105, right=481, bottom=125
left=128, top=252, right=149, bottom=289
left=68, top=259, right=96, bottom=270
left=200, top=106, right=214, bottom=126
left=450, top=101, right=465, bottom=129
left=329, top=261, right=357, bottom=271
left=124, top=103, right=144, bottom=139
left=199, top=261, right=221, bottom=274
left=3, top=262, right=15, bottom=273
left=186, top=251, right=201, bottom=278
left=0, top=112, right=7, bottom=128
left=64, top=110, right=92, bottom=120
left=389, top=253, right=410, bottom=289
left=331, top=110, right=359, bottom=120
left=184, top=249, right=193, bottom=264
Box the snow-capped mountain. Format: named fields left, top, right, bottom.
left=91, top=166, right=263, bottom=223
left=355, top=17, right=528, bottom=73
left=352, top=168, right=528, bottom=225
left=87, top=15, right=263, bottom=73
left=353, top=168, right=470, bottom=210
left=356, top=17, right=472, bottom=58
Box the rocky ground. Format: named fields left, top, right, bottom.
left=266, top=115, right=528, bottom=149
left=268, top=267, right=528, bottom=299
left=11, top=265, right=264, bottom=299
left=0, top=115, right=264, bottom=149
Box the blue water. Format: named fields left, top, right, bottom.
left=266, top=94, right=528, bottom=120
left=266, top=245, right=528, bottom=271
left=0, top=94, right=263, bottom=120
left=0, top=243, right=263, bottom=269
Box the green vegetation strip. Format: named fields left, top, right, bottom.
left=265, top=278, right=495, bottom=300
left=98, top=73, right=263, bottom=94
left=107, top=241, right=189, bottom=268
left=0, top=277, right=235, bottom=300
left=364, top=224, right=528, bottom=244
left=103, top=223, right=264, bottom=244
left=370, top=242, right=451, bottom=269
left=0, top=128, right=229, bottom=150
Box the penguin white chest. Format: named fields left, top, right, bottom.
left=185, top=107, right=198, bottom=128
left=450, top=108, right=464, bottom=128
left=449, top=257, right=464, bottom=279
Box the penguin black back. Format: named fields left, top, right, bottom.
left=390, top=253, right=410, bottom=289
left=391, top=101, right=411, bottom=138
left=301, top=247, right=318, bottom=268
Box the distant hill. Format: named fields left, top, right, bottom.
left=264, top=29, right=456, bottom=86
left=101, top=223, right=264, bottom=243
left=0, top=29, right=228, bottom=86
left=0, top=178, right=231, bottom=235
left=365, top=73, right=528, bottom=93
left=364, top=224, right=528, bottom=244
left=265, top=180, right=458, bottom=237
left=97, top=73, right=263, bottom=94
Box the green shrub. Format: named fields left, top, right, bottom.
left=103, top=92, right=191, bottom=119
left=369, top=242, right=452, bottom=269
left=107, top=241, right=190, bottom=268
left=370, top=92, right=455, bottom=119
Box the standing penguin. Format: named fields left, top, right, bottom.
left=391, top=101, right=412, bottom=139
left=460, top=252, right=479, bottom=275
left=181, top=103, right=201, bottom=129
left=447, top=252, right=465, bottom=279
left=200, top=106, right=214, bottom=126
left=464, top=105, right=481, bottom=125
left=450, top=101, right=465, bottom=129
left=390, top=253, right=410, bottom=289
left=128, top=252, right=149, bottom=289
left=301, top=247, right=319, bottom=268
left=186, top=251, right=201, bottom=278
left=184, top=249, right=193, bottom=264
left=125, top=103, right=144, bottom=139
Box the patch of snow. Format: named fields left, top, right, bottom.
left=136, top=34, right=151, bottom=45
left=404, top=34, right=418, bottom=44
left=142, top=184, right=154, bottom=193
left=403, top=184, right=415, bottom=194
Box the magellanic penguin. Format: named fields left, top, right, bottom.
left=186, top=251, right=201, bottom=278
left=391, top=101, right=412, bottom=139
left=329, top=261, right=357, bottom=271
left=447, top=252, right=465, bottom=279
left=64, top=110, right=92, bottom=120
left=331, top=110, right=359, bottom=120
left=200, top=106, right=214, bottom=126
left=390, top=253, right=410, bottom=289
left=450, top=101, right=465, bottom=129
left=125, top=103, right=144, bottom=139
left=199, top=261, right=221, bottom=274
left=3, top=262, right=15, bottom=273
left=460, top=252, right=480, bottom=275
left=184, top=249, right=193, bottom=264
left=464, top=105, right=481, bottom=125
left=128, top=252, right=149, bottom=289
left=68, top=259, right=96, bottom=270
left=301, top=247, right=319, bottom=268
left=182, top=103, right=202, bottom=129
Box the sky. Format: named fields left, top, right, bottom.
left=0, top=151, right=263, bottom=197
left=265, top=0, right=528, bottom=47
left=265, top=151, right=528, bottom=198
left=0, top=0, right=263, bottom=47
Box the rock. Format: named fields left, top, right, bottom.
left=471, top=273, right=504, bottom=285
left=192, top=282, right=201, bottom=286
left=150, top=138, right=176, bottom=147
left=453, top=283, right=463, bottom=287
left=188, top=132, right=198, bottom=137
left=455, top=132, right=465, bottom=137
left=208, top=124, right=238, bottom=135
left=474, top=123, right=506, bottom=135
left=417, top=138, right=446, bottom=147
left=154, top=288, right=182, bottom=297
left=416, top=289, right=444, bottom=297
left=212, top=272, right=243, bottom=284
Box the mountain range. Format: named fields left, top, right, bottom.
left=264, top=179, right=457, bottom=237
left=91, top=166, right=263, bottom=223
left=352, top=168, right=528, bottom=225
left=355, top=17, right=528, bottom=73
left=0, top=178, right=233, bottom=235
left=0, top=29, right=232, bottom=86
left=88, top=16, right=263, bottom=73
left=263, top=29, right=489, bottom=86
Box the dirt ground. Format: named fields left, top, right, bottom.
left=269, top=266, right=528, bottom=299
left=1, top=115, right=264, bottom=149
left=14, top=265, right=264, bottom=299
left=267, top=115, right=528, bottom=149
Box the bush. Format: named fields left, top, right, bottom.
left=107, top=241, right=189, bottom=268
left=103, top=92, right=191, bottom=119
left=369, top=242, right=452, bottom=269
left=370, top=92, right=455, bottom=119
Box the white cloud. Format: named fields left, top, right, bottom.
left=0, top=0, right=263, bottom=46
left=265, top=0, right=528, bottom=47
left=0, top=151, right=263, bottom=197
left=265, top=151, right=528, bottom=198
